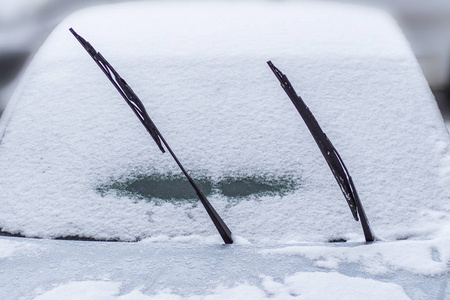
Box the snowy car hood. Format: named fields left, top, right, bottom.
left=1, top=236, right=449, bottom=299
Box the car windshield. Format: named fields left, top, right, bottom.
left=0, top=2, right=449, bottom=245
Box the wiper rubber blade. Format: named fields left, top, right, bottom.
left=70, top=28, right=233, bottom=244
left=69, top=28, right=164, bottom=153
left=267, top=61, right=374, bottom=242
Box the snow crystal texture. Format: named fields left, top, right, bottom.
left=0, top=1, right=449, bottom=243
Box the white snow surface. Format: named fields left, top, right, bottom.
left=1, top=235, right=447, bottom=299
left=32, top=274, right=411, bottom=300
left=0, top=1, right=449, bottom=244
left=0, top=238, right=42, bottom=258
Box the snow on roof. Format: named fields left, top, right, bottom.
left=0, top=1, right=449, bottom=243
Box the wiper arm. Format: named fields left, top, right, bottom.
left=70, top=28, right=233, bottom=244
left=267, top=61, right=374, bottom=242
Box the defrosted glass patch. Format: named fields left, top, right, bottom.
left=97, top=174, right=299, bottom=204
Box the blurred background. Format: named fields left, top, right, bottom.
left=0, top=0, right=449, bottom=124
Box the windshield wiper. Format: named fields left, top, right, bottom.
left=268, top=61, right=374, bottom=242
left=70, top=28, right=233, bottom=244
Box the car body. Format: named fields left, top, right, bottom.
left=0, top=2, right=449, bottom=299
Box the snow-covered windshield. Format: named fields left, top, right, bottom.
left=0, top=2, right=449, bottom=244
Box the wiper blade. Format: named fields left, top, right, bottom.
left=69, top=28, right=164, bottom=153
left=267, top=61, right=374, bottom=242
left=70, top=28, right=233, bottom=244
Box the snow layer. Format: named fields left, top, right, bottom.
left=32, top=273, right=411, bottom=300
left=262, top=238, right=450, bottom=275
left=2, top=236, right=446, bottom=300
left=0, top=238, right=42, bottom=258
left=0, top=1, right=449, bottom=243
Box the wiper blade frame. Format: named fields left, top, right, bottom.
left=267, top=61, right=374, bottom=242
